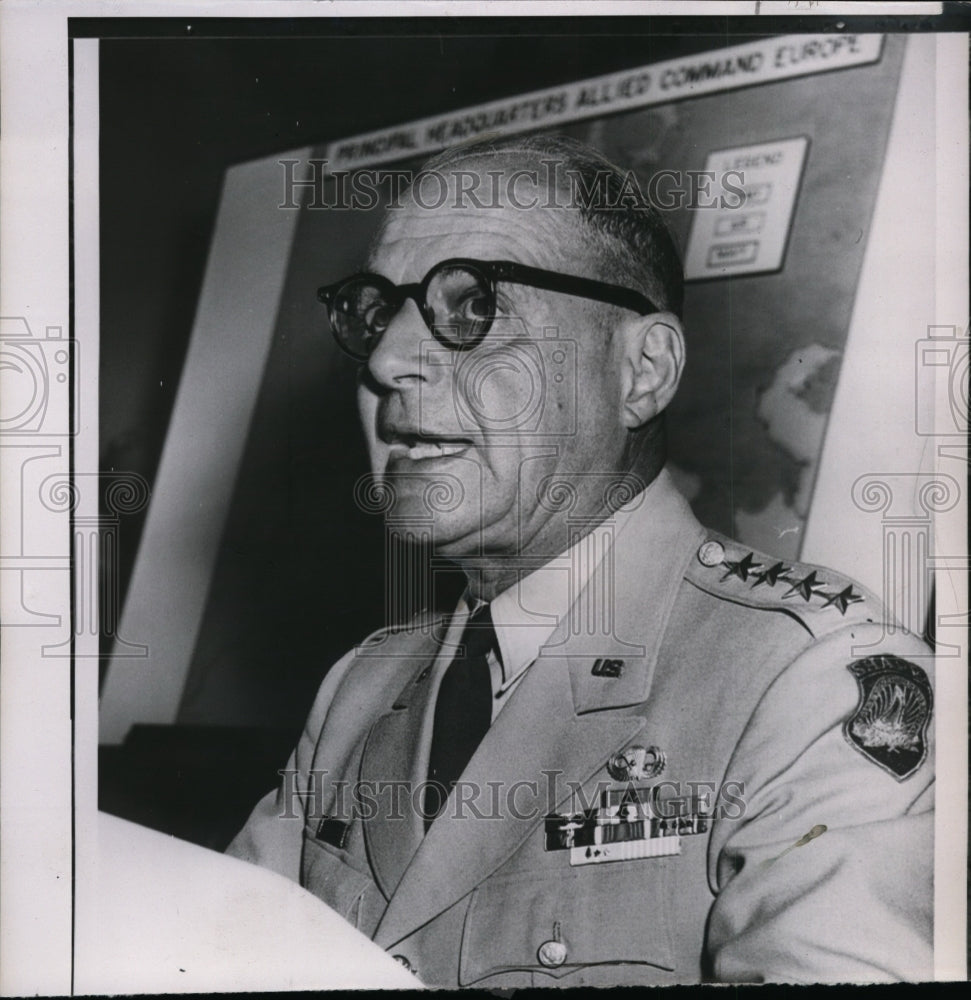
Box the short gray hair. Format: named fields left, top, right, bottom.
left=417, top=133, right=684, bottom=319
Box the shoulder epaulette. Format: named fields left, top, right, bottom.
left=685, top=533, right=886, bottom=633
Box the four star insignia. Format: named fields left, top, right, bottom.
left=721, top=552, right=763, bottom=582
left=751, top=561, right=792, bottom=589
left=708, top=550, right=866, bottom=615
left=821, top=585, right=864, bottom=615
left=782, top=571, right=827, bottom=602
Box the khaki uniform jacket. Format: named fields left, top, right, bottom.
left=227, top=475, right=934, bottom=986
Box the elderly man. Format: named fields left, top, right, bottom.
left=228, top=135, right=934, bottom=986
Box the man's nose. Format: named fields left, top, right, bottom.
left=365, top=297, right=428, bottom=389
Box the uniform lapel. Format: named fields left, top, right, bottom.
left=372, top=471, right=707, bottom=948
left=559, top=470, right=707, bottom=714
left=358, top=621, right=449, bottom=899
left=373, top=645, right=646, bottom=949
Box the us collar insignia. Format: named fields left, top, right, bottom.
left=844, top=655, right=933, bottom=780
left=591, top=657, right=624, bottom=678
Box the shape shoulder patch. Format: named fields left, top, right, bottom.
left=843, top=655, right=932, bottom=780
left=686, top=534, right=882, bottom=628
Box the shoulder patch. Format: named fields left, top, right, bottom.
left=843, top=655, right=932, bottom=780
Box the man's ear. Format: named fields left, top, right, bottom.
left=617, top=313, right=685, bottom=430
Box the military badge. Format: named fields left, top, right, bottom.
left=545, top=785, right=709, bottom=866
left=844, top=655, right=932, bottom=780
left=606, top=744, right=665, bottom=782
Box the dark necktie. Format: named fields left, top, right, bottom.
left=423, top=604, right=497, bottom=828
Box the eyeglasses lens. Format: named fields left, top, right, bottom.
left=332, top=279, right=396, bottom=359
left=330, top=264, right=494, bottom=359
left=427, top=264, right=493, bottom=346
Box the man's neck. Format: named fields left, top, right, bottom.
left=462, top=459, right=665, bottom=602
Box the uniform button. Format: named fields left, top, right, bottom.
left=697, top=540, right=725, bottom=567
left=392, top=954, right=416, bottom=974
left=537, top=939, right=568, bottom=968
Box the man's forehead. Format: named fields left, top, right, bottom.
left=368, top=163, right=584, bottom=276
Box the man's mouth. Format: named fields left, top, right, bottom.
left=386, top=433, right=473, bottom=462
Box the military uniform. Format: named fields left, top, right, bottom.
left=228, top=470, right=934, bottom=986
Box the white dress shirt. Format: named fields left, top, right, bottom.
left=436, top=471, right=666, bottom=720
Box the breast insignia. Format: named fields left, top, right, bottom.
left=545, top=784, right=709, bottom=866
left=606, top=744, right=665, bottom=781
left=843, top=655, right=933, bottom=780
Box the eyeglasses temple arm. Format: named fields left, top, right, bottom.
left=489, top=261, right=661, bottom=317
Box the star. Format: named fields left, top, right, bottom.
left=821, top=585, right=864, bottom=615
left=721, top=552, right=763, bottom=582
left=751, top=561, right=792, bottom=589
left=783, top=571, right=826, bottom=602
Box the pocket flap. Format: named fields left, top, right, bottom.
left=302, top=834, right=374, bottom=921
left=459, top=865, right=676, bottom=984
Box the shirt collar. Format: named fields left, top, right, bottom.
left=460, top=468, right=673, bottom=688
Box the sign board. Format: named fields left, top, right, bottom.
left=683, top=136, right=810, bottom=280
left=319, top=35, right=882, bottom=172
